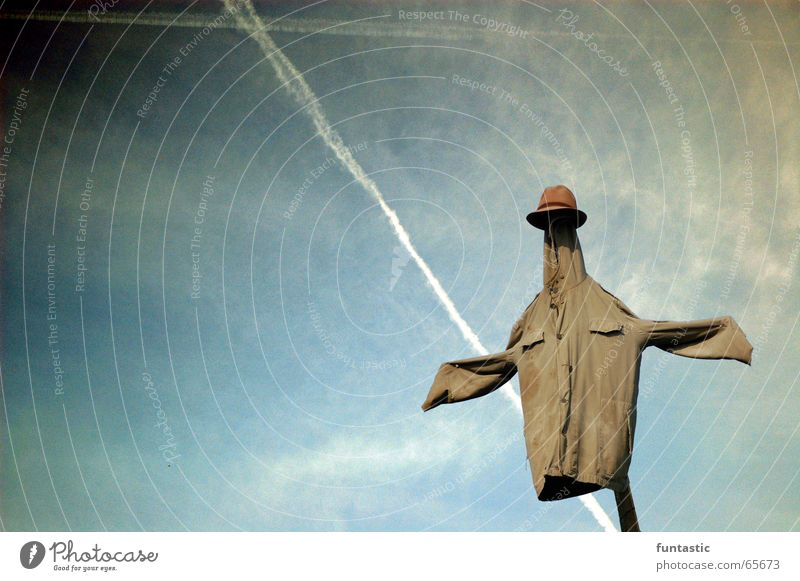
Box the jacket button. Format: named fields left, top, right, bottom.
left=561, top=396, right=568, bottom=404
left=557, top=333, right=563, bottom=340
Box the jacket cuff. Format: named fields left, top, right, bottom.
left=421, top=363, right=456, bottom=411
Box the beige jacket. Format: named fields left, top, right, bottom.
left=422, top=221, right=753, bottom=501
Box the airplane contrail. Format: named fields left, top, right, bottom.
left=226, top=0, right=617, bottom=533
left=2, top=8, right=790, bottom=46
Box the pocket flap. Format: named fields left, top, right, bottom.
left=589, top=318, right=625, bottom=334
left=521, top=328, right=545, bottom=348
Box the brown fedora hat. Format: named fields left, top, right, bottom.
left=526, top=185, right=587, bottom=229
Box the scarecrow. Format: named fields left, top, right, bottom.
left=422, top=186, right=753, bottom=531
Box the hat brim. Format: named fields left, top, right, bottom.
left=526, top=208, right=587, bottom=230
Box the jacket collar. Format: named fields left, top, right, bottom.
left=543, top=219, right=588, bottom=296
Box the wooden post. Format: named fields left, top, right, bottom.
left=615, top=484, right=641, bottom=532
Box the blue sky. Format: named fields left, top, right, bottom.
left=0, top=0, right=798, bottom=531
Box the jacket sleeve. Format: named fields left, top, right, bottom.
left=421, top=317, right=524, bottom=412
left=640, top=315, right=753, bottom=365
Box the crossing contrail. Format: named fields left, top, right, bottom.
left=226, top=0, right=616, bottom=533
left=2, top=8, right=791, bottom=46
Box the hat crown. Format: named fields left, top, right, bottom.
left=526, top=185, right=587, bottom=229
left=536, top=185, right=578, bottom=212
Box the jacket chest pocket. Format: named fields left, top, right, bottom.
left=520, top=328, right=545, bottom=353
left=588, top=318, right=626, bottom=336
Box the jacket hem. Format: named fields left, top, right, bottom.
left=534, top=467, right=629, bottom=500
